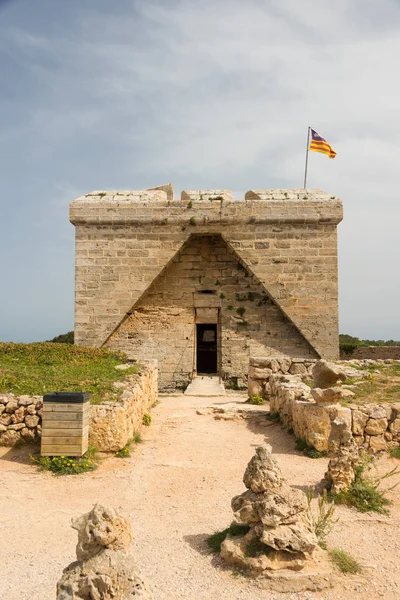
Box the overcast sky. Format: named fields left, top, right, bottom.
left=1, top=0, right=399, bottom=343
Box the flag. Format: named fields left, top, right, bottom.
left=309, top=128, right=336, bottom=159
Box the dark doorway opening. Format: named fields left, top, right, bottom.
left=196, top=324, right=218, bottom=374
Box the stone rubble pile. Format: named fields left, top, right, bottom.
left=0, top=394, right=42, bottom=445
left=220, top=445, right=334, bottom=592
left=57, top=504, right=152, bottom=600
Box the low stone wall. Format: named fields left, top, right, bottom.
left=340, top=346, right=400, bottom=360
left=90, top=360, right=158, bottom=452
left=0, top=361, right=158, bottom=451
left=248, top=356, right=316, bottom=398
left=269, top=374, right=400, bottom=452
left=0, top=395, right=42, bottom=445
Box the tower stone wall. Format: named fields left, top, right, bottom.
left=70, top=188, right=342, bottom=389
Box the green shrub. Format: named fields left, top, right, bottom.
left=330, top=452, right=397, bottom=514
left=207, top=523, right=250, bottom=553
left=32, top=446, right=98, bottom=476
left=390, top=447, right=400, bottom=459
left=142, top=413, right=152, bottom=426
left=249, top=394, right=265, bottom=405
left=328, top=548, right=362, bottom=574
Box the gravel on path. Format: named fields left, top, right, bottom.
left=0, top=392, right=399, bottom=600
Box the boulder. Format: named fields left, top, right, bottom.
left=312, top=360, right=346, bottom=389
left=311, top=387, right=343, bottom=404
left=289, top=363, right=307, bottom=376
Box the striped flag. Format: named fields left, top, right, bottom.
left=309, top=128, right=336, bottom=159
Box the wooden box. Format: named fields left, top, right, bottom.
left=41, top=393, right=90, bottom=457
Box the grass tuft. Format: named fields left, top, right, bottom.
left=207, top=523, right=250, bottom=553
left=115, top=433, right=142, bottom=458
left=330, top=452, right=397, bottom=514
left=142, top=413, right=152, bottom=426
left=295, top=437, right=327, bottom=458
left=328, top=547, right=362, bottom=574
left=390, top=447, right=400, bottom=459
left=307, top=489, right=337, bottom=549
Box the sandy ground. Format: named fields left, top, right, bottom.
left=0, top=392, right=399, bottom=600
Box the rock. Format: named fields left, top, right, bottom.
left=219, top=446, right=334, bottom=591
left=243, top=446, right=285, bottom=493
left=352, top=410, right=369, bottom=436
left=24, top=415, right=39, bottom=429
left=248, top=378, right=262, bottom=398
left=114, top=364, right=132, bottom=371
left=18, top=396, right=34, bottom=406
left=5, top=400, right=18, bottom=413
left=251, top=357, right=272, bottom=369
left=270, top=359, right=280, bottom=373
left=289, top=363, right=307, bottom=376
left=0, top=423, right=6, bottom=432
left=325, top=417, right=359, bottom=493
left=8, top=423, right=25, bottom=431
left=0, top=395, right=11, bottom=405
left=0, top=430, right=21, bottom=445
left=73, top=504, right=133, bottom=561
left=369, top=435, right=387, bottom=452
left=11, top=406, right=26, bottom=423
left=365, top=418, right=388, bottom=436
left=0, top=405, right=4, bottom=415
left=311, top=387, right=343, bottom=404
left=367, top=406, right=387, bottom=420
left=279, top=358, right=292, bottom=374
left=0, top=414, right=12, bottom=426
left=57, top=505, right=152, bottom=600
left=340, top=389, right=355, bottom=399
left=249, top=366, right=273, bottom=379
left=26, top=404, right=37, bottom=415
left=21, top=427, right=36, bottom=442
left=389, top=418, right=400, bottom=436
left=312, top=360, right=346, bottom=388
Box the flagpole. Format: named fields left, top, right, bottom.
left=303, top=126, right=310, bottom=189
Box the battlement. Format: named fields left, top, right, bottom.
left=70, top=187, right=342, bottom=226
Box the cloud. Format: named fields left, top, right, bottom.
left=0, top=0, right=400, bottom=340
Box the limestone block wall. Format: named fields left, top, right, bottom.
left=108, top=235, right=317, bottom=389
left=0, top=363, right=157, bottom=450
left=89, top=360, right=158, bottom=452
left=268, top=374, right=400, bottom=452
left=70, top=188, right=343, bottom=388
left=0, top=395, right=42, bottom=445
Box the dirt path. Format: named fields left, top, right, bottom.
left=0, top=393, right=399, bottom=600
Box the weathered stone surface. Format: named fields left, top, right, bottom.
left=389, top=418, right=400, bottom=436
left=0, top=430, right=21, bottom=445
left=0, top=414, right=12, bottom=426
left=312, top=360, right=346, bottom=389
left=365, top=418, right=388, bottom=436
left=18, top=396, right=34, bottom=406
left=369, top=435, right=387, bottom=451
left=248, top=378, right=262, bottom=398
left=352, top=410, right=369, bottom=436
left=11, top=406, right=26, bottom=423
left=289, top=363, right=307, bottom=376
left=57, top=505, right=152, bottom=600
left=71, top=189, right=342, bottom=389
left=73, top=505, right=133, bottom=561
left=21, top=427, right=36, bottom=441
left=243, top=446, right=285, bottom=493
left=25, top=415, right=39, bottom=429
left=325, top=417, right=359, bottom=493
left=220, top=445, right=334, bottom=591
left=366, top=406, right=387, bottom=420
left=249, top=366, right=273, bottom=380
left=8, top=423, right=25, bottom=431
left=311, top=387, right=343, bottom=404
left=279, top=358, right=292, bottom=374
left=5, top=400, right=18, bottom=413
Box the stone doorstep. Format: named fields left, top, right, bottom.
left=184, top=376, right=226, bottom=397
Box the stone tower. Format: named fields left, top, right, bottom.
left=70, top=187, right=342, bottom=390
